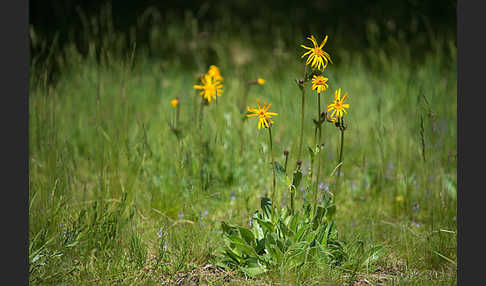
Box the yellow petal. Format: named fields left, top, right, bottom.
left=319, top=35, right=328, bottom=48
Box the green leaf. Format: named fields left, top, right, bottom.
left=221, top=221, right=238, bottom=236
left=278, top=219, right=294, bottom=239
left=226, top=235, right=258, bottom=257
left=325, top=204, right=336, bottom=221
left=224, top=248, right=243, bottom=264
left=260, top=197, right=273, bottom=219
left=255, top=238, right=266, bottom=255
left=312, top=206, right=326, bottom=229
left=239, top=227, right=255, bottom=246
left=320, top=220, right=335, bottom=247
left=265, top=235, right=284, bottom=265
left=255, top=217, right=275, bottom=233
left=241, top=258, right=266, bottom=277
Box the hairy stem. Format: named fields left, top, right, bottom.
left=335, top=121, right=345, bottom=196
left=314, top=93, right=322, bottom=215
left=297, top=85, right=305, bottom=165
left=268, top=126, right=277, bottom=217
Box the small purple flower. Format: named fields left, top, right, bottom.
left=249, top=218, right=253, bottom=228
left=201, top=210, right=208, bottom=218
left=413, top=179, right=417, bottom=185
left=350, top=221, right=355, bottom=228
left=157, top=227, right=163, bottom=238
left=412, top=221, right=420, bottom=227
left=453, top=216, right=456, bottom=221
left=163, top=243, right=168, bottom=250
left=178, top=212, right=184, bottom=219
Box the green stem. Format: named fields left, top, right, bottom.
left=268, top=126, right=277, bottom=217
left=290, top=186, right=295, bottom=215
left=284, top=154, right=289, bottom=176
left=297, top=85, right=305, bottom=165
left=176, top=102, right=180, bottom=130
left=335, top=120, right=345, bottom=196
left=314, top=93, right=322, bottom=215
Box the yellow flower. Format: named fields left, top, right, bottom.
left=247, top=100, right=278, bottom=130
left=301, top=35, right=333, bottom=71
left=170, top=98, right=179, bottom=107
left=395, top=195, right=404, bottom=202
left=257, top=78, right=265, bottom=85
left=193, top=73, right=223, bottom=103
left=327, top=88, right=350, bottom=119
left=311, top=75, right=329, bottom=93
left=208, top=65, right=223, bottom=82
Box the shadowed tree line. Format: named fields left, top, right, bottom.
left=30, top=0, right=456, bottom=83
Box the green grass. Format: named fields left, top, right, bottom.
left=29, top=13, right=456, bottom=285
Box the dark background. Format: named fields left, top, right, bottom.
left=30, top=0, right=456, bottom=49
left=29, top=0, right=456, bottom=82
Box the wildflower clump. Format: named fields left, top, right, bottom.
left=194, top=65, right=224, bottom=103
left=214, top=34, right=382, bottom=279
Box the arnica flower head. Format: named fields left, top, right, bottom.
left=247, top=100, right=278, bottom=130
left=301, top=35, right=333, bottom=71
left=311, top=75, right=329, bottom=94
left=257, top=78, right=265, bottom=85
left=208, top=65, right=223, bottom=82
left=170, top=98, right=179, bottom=107
left=327, top=88, right=350, bottom=119
left=193, top=73, right=224, bottom=103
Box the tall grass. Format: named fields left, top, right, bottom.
left=29, top=7, right=456, bottom=285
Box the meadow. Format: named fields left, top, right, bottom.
left=29, top=8, right=457, bottom=285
